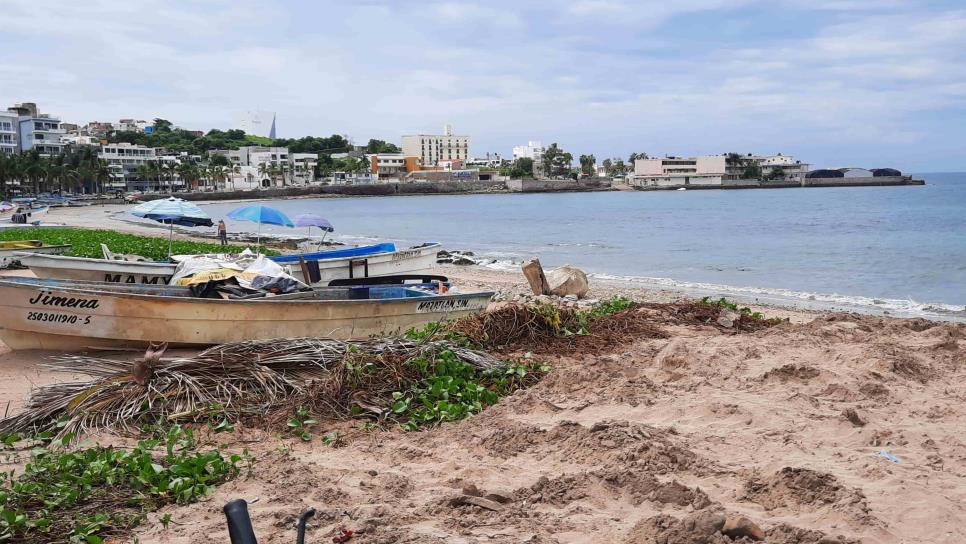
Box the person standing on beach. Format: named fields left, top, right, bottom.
left=217, top=220, right=228, bottom=246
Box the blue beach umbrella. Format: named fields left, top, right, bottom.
left=130, top=197, right=213, bottom=257
left=227, top=204, right=294, bottom=253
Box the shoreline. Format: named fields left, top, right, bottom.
left=7, top=201, right=962, bottom=323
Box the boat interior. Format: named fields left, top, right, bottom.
left=0, top=276, right=458, bottom=301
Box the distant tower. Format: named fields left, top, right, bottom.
left=235, top=111, right=277, bottom=139
left=444, top=124, right=453, bottom=136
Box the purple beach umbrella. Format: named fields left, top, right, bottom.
left=294, top=214, right=334, bottom=247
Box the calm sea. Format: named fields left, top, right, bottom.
left=201, top=173, right=966, bottom=321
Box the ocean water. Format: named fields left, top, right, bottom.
left=201, top=173, right=966, bottom=321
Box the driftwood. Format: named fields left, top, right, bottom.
left=521, top=258, right=551, bottom=295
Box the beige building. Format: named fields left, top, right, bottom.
left=401, top=124, right=470, bottom=166
left=630, top=155, right=726, bottom=187
left=725, top=153, right=809, bottom=183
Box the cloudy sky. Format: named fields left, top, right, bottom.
left=3, top=0, right=965, bottom=170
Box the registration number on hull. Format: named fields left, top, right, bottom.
left=416, top=298, right=487, bottom=313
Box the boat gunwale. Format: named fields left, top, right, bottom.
left=0, top=277, right=494, bottom=307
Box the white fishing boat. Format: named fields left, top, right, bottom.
left=0, top=277, right=492, bottom=351
left=15, top=243, right=441, bottom=285
left=0, top=241, right=71, bottom=269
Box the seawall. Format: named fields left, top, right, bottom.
left=507, top=178, right=614, bottom=192
left=632, top=176, right=924, bottom=191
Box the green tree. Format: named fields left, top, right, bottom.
left=742, top=160, right=762, bottom=180
left=542, top=143, right=573, bottom=178
left=579, top=154, right=596, bottom=176
left=767, top=165, right=786, bottom=181
left=365, top=139, right=401, bottom=154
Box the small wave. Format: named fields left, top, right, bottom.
left=590, top=273, right=965, bottom=321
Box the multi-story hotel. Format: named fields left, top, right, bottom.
left=0, top=111, right=18, bottom=155
left=9, top=103, right=65, bottom=156
left=401, top=124, right=470, bottom=166
left=98, top=143, right=159, bottom=190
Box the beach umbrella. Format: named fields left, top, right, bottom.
left=227, top=204, right=294, bottom=253
left=129, top=197, right=213, bottom=257
left=294, top=214, right=334, bottom=248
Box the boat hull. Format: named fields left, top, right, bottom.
left=0, top=278, right=491, bottom=351
left=0, top=244, right=71, bottom=269
left=17, top=243, right=441, bottom=286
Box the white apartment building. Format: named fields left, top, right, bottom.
left=512, top=141, right=545, bottom=161
left=0, top=111, right=17, bottom=155
left=630, top=155, right=726, bottom=187
left=401, top=124, right=470, bottom=166
left=292, top=152, right=318, bottom=183
left=235, top=111, right=277, bottom=139
left=115, top=119, right=151, bottom=133
left=211, top=146, right=317, bottom=188
left=9, top=103, right=65, bottom=156
left=99, top=143, right=159, bottom=189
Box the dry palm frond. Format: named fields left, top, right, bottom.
left=0, top=337, right=505, bottom=439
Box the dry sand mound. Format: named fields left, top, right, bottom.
left=19, top=310, right=959, bottom=543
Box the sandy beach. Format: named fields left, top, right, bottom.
left=1, top=202, right=965, bottom=543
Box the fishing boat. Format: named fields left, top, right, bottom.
left=0, top=241, right=71, bottom=269
left=0, top=276, right=492, bottom=351
left=15, top=242, right=441, bottom=285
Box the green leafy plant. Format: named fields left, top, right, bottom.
left=321, top=431, right=340, bottom=446
left=391, top=348, right=549, bottom=431
left=0, top=228, right=279, bottom=260
left=0, top=425, right=240, bottom=543
left=286, top=406, right=317, bottom=441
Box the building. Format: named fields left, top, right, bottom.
left=9, top=103, right=65, bottom=156
left=210, top=146, right=314, bottom=188
left=115, top=119, right=152, bottom=133
left=512, top=141, right=545, bottom=161
left=98, top=143, right=159, bottom=190
left=838, top=168, right=873, bottom=178
left=630, top=155, right=726, bottom=187
left=466, top=153, right=503, bottom=168
left=724, top=153, right=809, bottom=183
left=401, top=124, right=470, bottom=166
left=369, top=154, right=422, bottom=179
left=291, top=153, right=318, bottom=183
left=82, top=122, right=114, bottom=137
left=235, top=111, right=277, bottom=139
left=0, top=110, right=18, bottom=155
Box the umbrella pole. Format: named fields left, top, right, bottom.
left=168, top=222, right=174, bottom=258
left=257, top=221, right=262, bottom=255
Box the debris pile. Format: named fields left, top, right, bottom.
left=0, top=337, right=512, bottom=439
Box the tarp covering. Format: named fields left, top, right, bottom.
left=806, top=169, right=845, bottom=179
left=171, top=254, right=306, bottom=295
left=270, top=242, right=397, bottom=264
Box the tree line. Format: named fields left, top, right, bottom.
left=0, top=148, right=111, bottom=198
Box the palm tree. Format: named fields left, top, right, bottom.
left=0, top=153, right=19, bottom=198
left=162, top=162, right=177, bottom=193
left=136, top=163, right=153, bottom=191
left=177, top=162, right=197, bottom=191
left=22, top=152, right=45, bottom=195
left=257, top=162, right=271, bottom=188
left=93, top=159, right=110, bottom=194
left=230, top=164, right=240, bottom=191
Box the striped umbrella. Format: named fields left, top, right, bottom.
left=130, top=197, right=213, bottom=257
